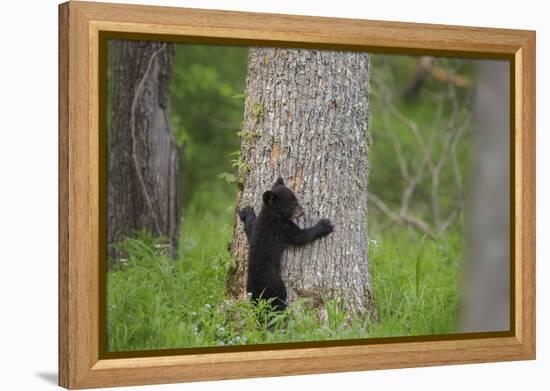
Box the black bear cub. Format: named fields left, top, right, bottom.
left=239, top=176, right=334, bottom=312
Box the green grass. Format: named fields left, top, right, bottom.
left=367, top=229, right=462, bottom=338
left=106, top=199, right=463, bottom=352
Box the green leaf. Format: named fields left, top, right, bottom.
left=217, top=172, right=237, bottom=184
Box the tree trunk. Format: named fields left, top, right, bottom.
left=107, top=40, right=181, bottom=263
left=227, top=47, right=373, bottom=315
left=460, top=60, right=510, bottom=332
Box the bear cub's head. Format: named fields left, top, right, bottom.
left=262, top=176, right=304, bottom=220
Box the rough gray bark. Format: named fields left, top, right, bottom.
left=460, top=60, right=510, bottom=332
left=107, top=40, right=181, bottom=263
left=227, top=47, right=374, bottom=315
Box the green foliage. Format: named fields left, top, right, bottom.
left=231, top=152, right=251, bottom=178
left=107, top=198, right=235, bottom=351
left=415, top=234, right=428, bottom=298
left=107, top=216, right=461, bottom=351
left=217, top=172, right=238, bottom=184
left=170, top=44, right=248, bottom=207
left=368, top=229, right=462, bottom=337
left=217, top=150, right=252, bottom=188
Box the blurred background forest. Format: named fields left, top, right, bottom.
left=107, top=43, right=479, bottom=351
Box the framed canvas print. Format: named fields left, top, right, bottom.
left=58, top=1, right=536, bottom=389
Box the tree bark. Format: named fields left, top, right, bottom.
left=107, top=40, right=181, bottom=263
left=227, top=47, right=374, bottom=315
left=460, top=60, right=510, bottom=332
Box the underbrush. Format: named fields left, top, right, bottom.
left=107, top=203, right=462, bottom=351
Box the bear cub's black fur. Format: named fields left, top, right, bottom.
left=239, top=176, right=333, bottom=312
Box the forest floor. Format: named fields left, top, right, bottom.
left=106, top=188, right=462, bottom=352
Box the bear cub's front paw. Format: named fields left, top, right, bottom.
left=316, top=218, right=334, bottom=236
left=239, top=206, right=255, bottom=222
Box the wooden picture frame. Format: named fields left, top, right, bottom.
left=59, top=1, right=536, bottom=389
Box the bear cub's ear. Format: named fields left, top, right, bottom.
left=263, top=190, right=277, bottom=206
left=274, top=176, right=285, bottom=186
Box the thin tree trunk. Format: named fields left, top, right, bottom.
left=107, top=40, right=182, bottom=264
left=227, top=47, right=374, bottom=315
left=460, top=61, right=510, bottom=332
